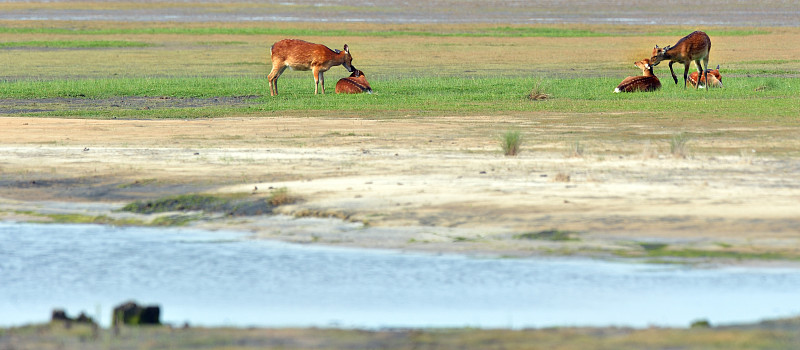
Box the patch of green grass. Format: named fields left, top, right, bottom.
left=0, top=40, right=151, bottom=48
left=121, top=194, right=229, bottom=214
left=515, top=230, right=578, bottom=241
left=120, top=193, right=288, bottom=217
left=28, top=213, right=145, bottom=226
left=738, top=59, right=800, bottom=65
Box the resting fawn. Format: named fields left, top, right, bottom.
left=614, top=58, right=661, bottom=93
left=335, top=69, right=372, bottom=94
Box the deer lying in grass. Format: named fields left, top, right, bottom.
left=688, top=65, right=723, bottom=88
left=651, top=31, right=711, bottom=90
left=335, top=69, right=372, bottom=94
left=614, top=58, right=661, bottom=93
left=268, top=39, right=354, bottom=96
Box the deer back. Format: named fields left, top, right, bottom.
left=651, top=31, right=711, bottom=65
left=271, top=39, right=353, bottom=72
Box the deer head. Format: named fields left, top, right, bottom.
left=650, top=45, right=670, bottom=66
left=342, top=44, right=354, bottom=72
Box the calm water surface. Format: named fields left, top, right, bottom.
left=2, top=221, right=800, bottom=328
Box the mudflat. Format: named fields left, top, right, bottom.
left=2, top=114, right=799, bottom=263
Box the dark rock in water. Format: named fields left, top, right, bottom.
left=76, top=312, right=94, bottom=323
left=51, top=309, right=95, bottom=324
left=141, top=306, right=161, bottom=324
left=51, top=309, right=70, bottom=322
left=113, top=301, right=161, bottom=326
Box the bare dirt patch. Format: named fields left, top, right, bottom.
left=0, top=96, right=259, bottom=114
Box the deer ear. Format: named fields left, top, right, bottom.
left=343, top=44, right=349, bottom=53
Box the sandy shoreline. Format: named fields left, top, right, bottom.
left=2, top=116, right=799, bottom=265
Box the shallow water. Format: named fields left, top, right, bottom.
left=1, top=0, right=797, bottom=26
left=1, top=221, right=800, bottom=328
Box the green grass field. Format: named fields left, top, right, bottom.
left=1, top=21, right=797, bottom=123
left=2, top=75, right=797, bottom=121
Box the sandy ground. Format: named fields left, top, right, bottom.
left=1, top=115, right=799, bottom=263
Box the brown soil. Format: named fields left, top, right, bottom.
left=1, top=114, right=799, bottom=263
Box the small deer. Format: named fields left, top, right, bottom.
left=268, top=39, right=354, bottom=96
left=614, top=58, right=661, bottom=93
left=335, top=69, right=372, bottom=94
left=651, top=31, right=711, bottom=90
left=688, top=65, right=723, bottom=89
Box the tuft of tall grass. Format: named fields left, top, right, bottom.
left=501, top=130, right=522, bottom=156
left=669, top=133, right=691, bottom=158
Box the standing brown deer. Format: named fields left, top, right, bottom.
left=614, top=58, right=661, bottom=93
left=651, top=31, right=711, bottom=89
left=268, top=39, right=354, bottom=96
left=688, top=65, right=723, bottom=88
left=335, top=69, right=372, bottom=94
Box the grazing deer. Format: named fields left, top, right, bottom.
left=651, top=31, right=711, bottom=89
left=335, top=69, right=372, bottom=94
left=268, top=39, right=354, bottom=96
left=614, top=58, right=661, bottom=93
left=688, top=65, right=723, bottom=88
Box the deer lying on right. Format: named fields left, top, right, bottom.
left=335, top=69, right=372, bottom=94
left=687, top=65, right=723, bottom=89
left=651, top=31, right=711, bottom=90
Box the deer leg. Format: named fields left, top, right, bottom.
left=668, top=61, right=678, bottom=85
left=699, top=57, right=709, bottom=91
left=319, top=71, right=325, bottom=94
left=312, top=69, right=320, bottom=95
left=682, top=63, right=691, bottom=89
left=693, top=60, right=703, bottom=89
left=267, top=65, right=286, bottom=96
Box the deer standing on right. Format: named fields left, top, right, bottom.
left=651, top=31, right=711, bottom=90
